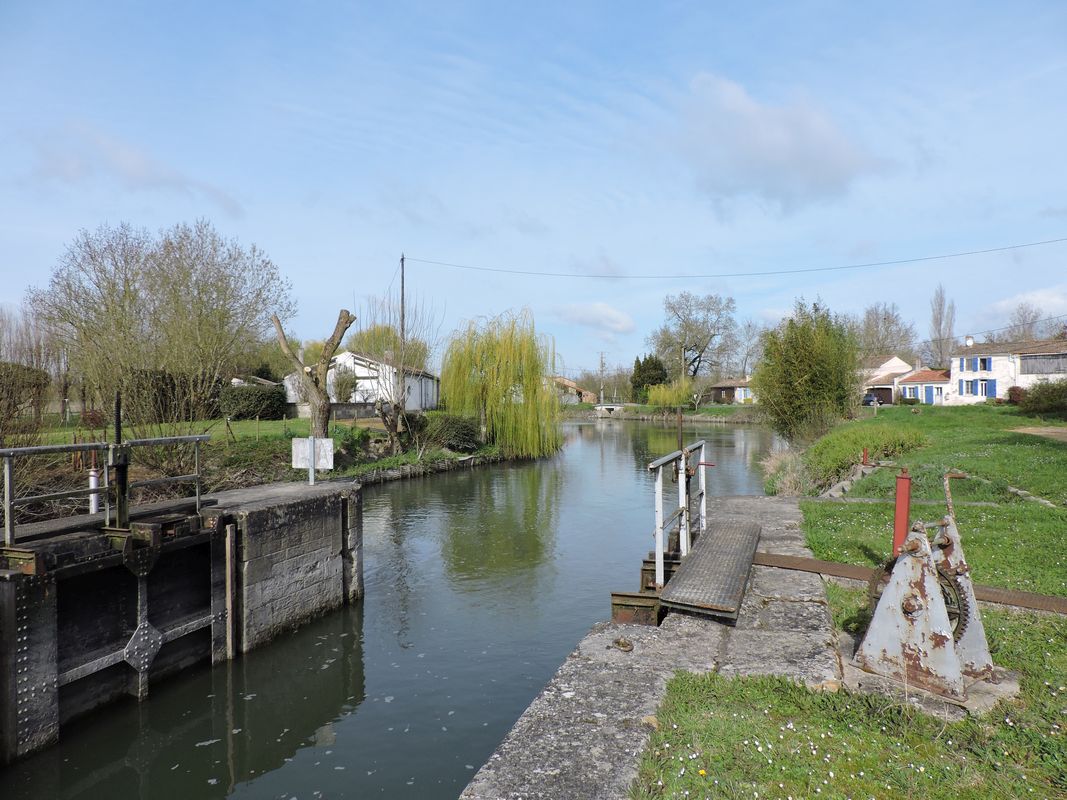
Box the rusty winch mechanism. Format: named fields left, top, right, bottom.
left=853, top=472, right=996, bottom=701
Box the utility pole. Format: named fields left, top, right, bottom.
left=398, top=254, right=406, bottom=422
left=399, top=253, right=406, bottom=349
left=598, top=351, right=606, bottom=404
left=677, top=343, right=684, bottom=452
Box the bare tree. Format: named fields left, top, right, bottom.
left=352, top=293, right=440, bottom=454
left=1005, top=302, right=1043, bottom=341
left=732, top=319, right=765, bottom=377
left=854, top=302, right=916, bottom=362
left=28, top=221, right=295, bottom=434
left=648, top=291, right=737, bottom=379
left=926, top=283, right=956, bottom=367
left=272, top=310, right=356, bottom=438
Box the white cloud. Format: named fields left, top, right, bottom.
left=554, top=301, right=635, bottom=338
left=989, top=285, right=1067, bottom=318
left=30, top=124, right=243, bottom=217
left=674, top=73, right=885, bottom=211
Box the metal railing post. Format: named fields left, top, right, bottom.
left=3, top=456, right=13, bottom=546
left=194, top=439, right=202, bottom=514
left=699, top=441, right=707, bottom=535
left=103, top=460, right=111, bottom=526
left=678, top=450, right=689, bottom=557
left=654, top=465, right=664, bottom=588
left=88, top=468, right=100, bottom=514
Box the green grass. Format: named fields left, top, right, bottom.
left=633, top=597, right=1067, bottom=799
left=802, top=500, right=1067, bottom=597
left=842, top=405, right=1067, bottom=505
left=804, top=421, right=926, bottom=487
left=798, top=405, right=1067, bottom=600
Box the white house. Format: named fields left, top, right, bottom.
left=861, top=355, right=913, bottom=405
left=898, top=369, right=951, bottom=405
left=284, top=351, right=439, bottom=413
left=945, top=338, right=1067, bottom=405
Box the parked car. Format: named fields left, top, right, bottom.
left=861, top=393, right=879, bottom=406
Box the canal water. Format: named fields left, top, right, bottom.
left=3, top=420, right=776, bottom=799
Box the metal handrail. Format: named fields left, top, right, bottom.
left=0, top=442, right=110, bottom=458
left=2, top=434, right=210, bottom=545
left=647, top=440, right=709, bottom=589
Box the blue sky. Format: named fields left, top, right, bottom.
left=2, top=1, right=1066, bottom=376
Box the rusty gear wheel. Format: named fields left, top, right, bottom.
left=867, top=557, right=970, bottom=642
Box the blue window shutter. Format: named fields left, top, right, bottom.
left=959, top=357, right=964, bottom=371
left=972, top=380, right=979, bottom=395
left=987, top=379, right=997, bottom=398
left=970, top=357, right=978, bottom=371
left=958, top=379, right=964, bottom=395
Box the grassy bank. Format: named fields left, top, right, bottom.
left=789, top=405, right=1067, bottom=599
left=628, top=403, right=1067, bottom=797
left=633, top=595, right=1066, bottom=799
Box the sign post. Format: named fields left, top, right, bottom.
left=292, top=437, right=334, bottom=485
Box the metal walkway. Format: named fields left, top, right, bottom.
left=659, top=519, right=761, bottom=620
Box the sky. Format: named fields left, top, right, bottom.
left=2, top=1, right=1066, bottom=377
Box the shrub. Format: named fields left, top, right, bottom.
left=761, top=449, right=813, bottom=496
left=423, top=411, right=480, bottom=452
left=331, top=423, right=370, bottom=454
left=900, top=397, right=920, bottom=406
left=219, top=384, right=287, bottom=420
left=751, top=301, right=860, bottom=442
left=803, top=423, right=926, bottom=488
left=81, top=408, right=106, bottom=429
left=1019, top=378, right=1067, bottom=416
left=1007, top=385, right=1027, bottom=405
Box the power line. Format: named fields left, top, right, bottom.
left=917, top=312, right=1067, bottom=348
left=407, top=236, right=1067, bottom=281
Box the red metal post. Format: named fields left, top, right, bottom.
left=862, top=447, right=869, bottom=466
left=892, top=468, right=912, bottom=556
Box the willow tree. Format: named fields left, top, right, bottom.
left=647, top=377, right=692, bottom=414
left=441, top=311, right=560, bottom=458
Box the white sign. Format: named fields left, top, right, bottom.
left=291, top=437, right=335, bottom=470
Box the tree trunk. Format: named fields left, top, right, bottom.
left=309, top=393, right=331, bottom=439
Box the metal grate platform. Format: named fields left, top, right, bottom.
left=660, top=520, right=761, bottom=620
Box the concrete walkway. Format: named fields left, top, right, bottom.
left=461, top=496, right=839, bottom=800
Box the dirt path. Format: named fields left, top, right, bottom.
left=1013, top=426, right=1067, bottom=444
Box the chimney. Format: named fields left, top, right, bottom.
left=964, top=335, right=974, bottom=347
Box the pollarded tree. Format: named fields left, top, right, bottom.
left=441, top=310, right=560, bottom=458
left=752, top=300, right=860, bottom=442
left=272, top=310, right=356, bottom=438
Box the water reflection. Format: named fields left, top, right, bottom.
left=4, top=607, right=366, bottom=800
left=439, top=462, right=563, bottom=580
left=1, top=421, right=776, bottom=799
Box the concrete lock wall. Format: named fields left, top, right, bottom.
left=0, top=481, right=363, bottom=765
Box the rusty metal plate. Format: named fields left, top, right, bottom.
left=123, top=621, right=164, bottom=673
left=610, top=592, right=663, bottom=626
left=660, top=520, right=760, bottom=619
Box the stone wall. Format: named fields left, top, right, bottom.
left=202, top=481, right=362, bottom=653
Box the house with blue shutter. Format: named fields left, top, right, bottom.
left=898, top=369, right=951, bottom=404
left=946, top=337, right=1067, bottom=404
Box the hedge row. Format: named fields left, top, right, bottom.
left=803, top=423, right=926, bottom=488
left=219, top=384, right=288, bottom=420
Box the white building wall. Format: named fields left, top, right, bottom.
left=943, top=352, right=1067, bottom=405
left=285, top=352, right=439, bottom=411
